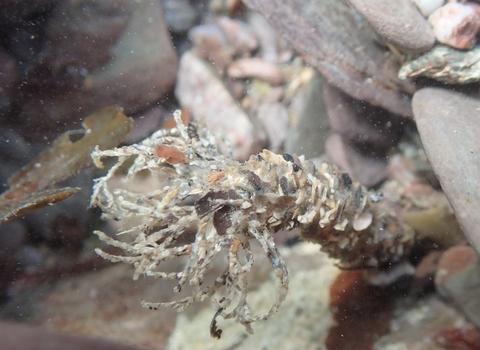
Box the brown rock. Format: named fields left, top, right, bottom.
left=175, top=51, right=266, bottom=160
left=435, top=326, right=480, bottom=350
left=243, top=0, right=415, bottom=117
left=435, top=245, right=480, bottom=328
left=14, top=0, right=177, bottom=142
left=412, top=88, right=480, bottom=257
left=349, top=0, right=435, bottom=53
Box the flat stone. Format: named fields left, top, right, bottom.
left=349, top=0, right=435, bottom=53
left=412, top=88, right=480, bottom=257
left=175, top=51, right=266, bottom=160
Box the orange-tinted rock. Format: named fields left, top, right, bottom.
left=327, top=270, right=394, bottom=350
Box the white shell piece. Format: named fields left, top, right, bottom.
left=353, top=212, right=373, bottom=231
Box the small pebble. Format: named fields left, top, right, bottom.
left=162, top=0, right=197, bottom=33
left=217, top=16, right=258, bottom=55
left=429, top=2, right=480, bottom=50
left=413, top=0, right=445, bottom=17
left=227, top=58, right=283, bottom=85
left=188, top=24, right=234, bottom=73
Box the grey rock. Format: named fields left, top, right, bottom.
left=349, top=0, right=435, bottom=53
left=1, top=263, right=177, bottom=349
left=413, top=88, right=480, bottom=257
left=285, top=71, right=331, bottom=159
left=325, top=134, right=389, bottom=188
left=324, top=83, right=404, bottom=149
left=256, top=102, right=289, bottom=153
left=163, top=0, right=197, bottom=33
